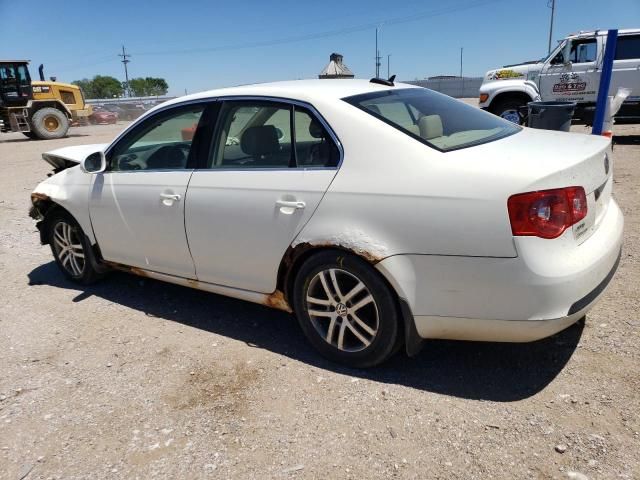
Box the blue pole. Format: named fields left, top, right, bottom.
left=592, top=29, right=618, bottom=135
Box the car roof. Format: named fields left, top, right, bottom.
left=159, top=79, right=419, bottom=109
left=568, top=28, right=640, bottom=39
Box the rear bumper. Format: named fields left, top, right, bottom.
left=376, top=198, right=624, bottom=342
left=412, top=247, right=620, bottom=342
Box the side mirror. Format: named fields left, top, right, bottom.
left=81, top=151, right=106, bottom=173
left=562, top=40, right=573, bottom=65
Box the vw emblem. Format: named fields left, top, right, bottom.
left=604, top=154, right=610, bottom=175
left=336, top=303, right=348, bottom=316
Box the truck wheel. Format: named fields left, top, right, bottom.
left=30, top=108, right=70, bottom=140
left=491, top=98, right=527, bottom=125
left=22, top=132, right=37, bottom=139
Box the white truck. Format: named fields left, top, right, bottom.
left=478, top=29, right=640, bottom=124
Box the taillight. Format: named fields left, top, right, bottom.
left=507, top=187, right=587, bottom=239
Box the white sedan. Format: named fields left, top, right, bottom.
left=30, top=79, right=624, bottom=367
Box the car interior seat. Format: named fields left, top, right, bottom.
left=418, top=114, right=444, bottom=140
left=240, top=125, right=282, bottom=165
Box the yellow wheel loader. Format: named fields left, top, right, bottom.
left=0, top=61, right=92, bottom=140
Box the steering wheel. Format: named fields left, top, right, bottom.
left=145, top=145, right=187, bottom=169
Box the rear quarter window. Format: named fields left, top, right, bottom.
left=343, top=87, right=520, bottom=152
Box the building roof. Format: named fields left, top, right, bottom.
left=319, top=53, right=354, bottom=79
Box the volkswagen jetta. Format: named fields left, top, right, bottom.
left=29, top=79, right=624, bottom=367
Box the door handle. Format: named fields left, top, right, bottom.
left=275, top=200, right=306, bottom=210
left=160, top=193, right=181, bottom=201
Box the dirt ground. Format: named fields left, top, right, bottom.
left=0, top=116, right=639, bottom=480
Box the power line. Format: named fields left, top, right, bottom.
left=132, top=0, right=505, bottom=57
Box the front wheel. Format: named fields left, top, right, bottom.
left=47, top=211, right=102, bottom=284
left=491, top=98, right=527, bottom=125
left=292, top=251, right=400, bottom=368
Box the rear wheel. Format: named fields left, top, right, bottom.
left=293, top=251, right=400, bottom=368
left=491, top=97, right=528, bottom=125
left=47, top=211, right=102, bottom=284
left=30, top=107, right=70, bottom=139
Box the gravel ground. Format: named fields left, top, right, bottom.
left=0, top=117, right=639, bottom=480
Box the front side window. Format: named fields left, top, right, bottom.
left=571, top=40, right=597, bottom=63
left=208, top=101, right=339, bottom=169
left=615, top=35, right=640, bottom=60
left=109, top=105, right=204, bottom=171
left=344, top=88, right=520, bottom=152
left=550, top=39, right=597, bottom=64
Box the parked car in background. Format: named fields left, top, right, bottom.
left=116, top=103, right=147, bottom=120
left=479, top=28, right=640, bottom=124
left=89, top=106, right=117, bottom=125
left=29, top=79, right=623, bottom=367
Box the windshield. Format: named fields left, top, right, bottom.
left=343, top=88, right=520, bottom=152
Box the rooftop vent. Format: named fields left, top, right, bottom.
left=319, top=53, right=354, bottom=79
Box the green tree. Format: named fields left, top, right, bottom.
left=72, top=75, right=123, bottom=99
left=128, top=77, right=169, bottom=97
left=90, top=75, right=123, bottom=98
left=71, top=78, right=93, bottom=97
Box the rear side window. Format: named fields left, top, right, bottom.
left=294, top=107, right=340, bottom=167
left=207, top=101, right=340, bottom=169
left=344, top=88, right=520, bottom=152
left=615, top=35, right=640, bottom=60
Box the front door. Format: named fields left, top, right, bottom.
left=89, top=103, right=207, bottom=278
left=538, top=37, right=599, bottom=104
left=185, top=100, right=341, bottom=293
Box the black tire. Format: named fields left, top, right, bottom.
left=292, top=250, right=400, bottom=368
left=22, top=131, right=37, bottom=139
left=491, top=98, right=528, bottom=125
left=47, top=210, right=102, bottom=284
left=30, top=107, right=70, bottom=140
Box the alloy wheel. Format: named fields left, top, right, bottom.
left=305, top=268, right=379, bottom=352
left=52, top=221, right=85, bottom=277
left=500, top=109, right=522, bottom=124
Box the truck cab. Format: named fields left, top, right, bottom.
left=479, top=29, right=640, bottom=124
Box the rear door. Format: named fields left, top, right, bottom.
left=185, top=99, right=341, bottom=293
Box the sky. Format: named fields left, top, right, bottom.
left=1, top=0, right=639, bottom=96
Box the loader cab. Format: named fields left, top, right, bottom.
left=0, top=61, right=33, bottom=107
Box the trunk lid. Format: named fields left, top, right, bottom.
left=500, top=128, right=612, bottom=244
left=450, top=127, right=612, bottom=245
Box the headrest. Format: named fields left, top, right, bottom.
left=241, top=125, right=280, bottom=157
left=309, top=120, right=324, bottom=139
left=418, top=115, right=443, bottom=140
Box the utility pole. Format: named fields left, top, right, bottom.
left=387, top=54, right=391, bottom=78
left=547, top=0, right=556, bottom=54
left=375, top=27, right=382, bottom=77
left=460, top=47, right=464, bottom=96
left=118, top=45, right=131, bottom=97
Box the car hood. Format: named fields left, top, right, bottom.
left=484, top=63, right=542, bottom=83
left=42, top=143, right=108, bottom=171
